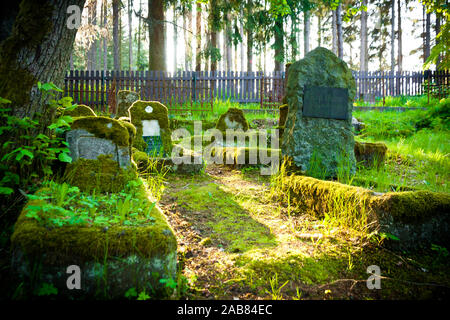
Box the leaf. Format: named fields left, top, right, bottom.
left=137, top=291, right=150, bottom=301
left=16, top=149, right=34, bottom=161
left=0, top=187, right=14, bottom=195
left=58, top=152, right=72, bottom=163
left=0, top=97, right=11, bottom=104
left=37, top=283, right=58, bottom=296
left=125, top=287, right=138, bottom=299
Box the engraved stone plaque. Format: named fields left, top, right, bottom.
left=302, top=85, right=349, bottom=120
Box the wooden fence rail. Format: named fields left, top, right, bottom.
left=63, top=70, right=449, bottom=114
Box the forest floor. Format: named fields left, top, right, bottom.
left=160, top=164, right=450, bottom=300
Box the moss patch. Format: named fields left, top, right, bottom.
left=372, top=190, right=450, bottom=224
left=64, top=104, right=97, bottom=117
left=71, top=116, right=130, bottom=147
left=64, top=154, right=137, bottom=193
left=173, top=183, right=276, bottom=253
left=216, top=108, right=249, bottom=132
left=354, top=141, right=387, bottom=167
left=11, top=182, right=177, bottom=266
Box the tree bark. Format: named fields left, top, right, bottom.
left=435, top=12, right=441, bottom=68
left=88, top=0, right=97, bottom=71
left=336, top=4, right=343, bottom=59
left=360, top=0, right=368, bottom=71
left=303, top=10, right=310, bottom=56
left=240, top=7, right=244, bottom=72
left=424, top=11, right=431, bottom=63
left=397, top=0, right=402, bottom=73
left=274, top=16, right=284, bottom=72
left=113, top=0, right=120, bottom=70
left=0, top=0, right=86, bottom=119
left=225, top=14, right=232, bottom=71
left=390, top=0, right=395, bottom=73
left=128, top=0, right=133, bottom=70
left=195, top=2, right=202, bottom=71
left=149, top=0, right=165, bottom=71
left=332, top=10, right=337, bottom=55
left=246, top=0, right=253, bottom=72
left=103, top=0, right=108, bottom=71
left=173, top=5, right=177, bottom=71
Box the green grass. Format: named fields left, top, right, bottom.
left=353, top=94, right=441, bottom=108
left=353, top=98, right=449, bottom=194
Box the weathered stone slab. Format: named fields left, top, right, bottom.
left=66, top=129, right=130, bottom=168
left=282, top=47, right=356, bottom=177
left=116, top=90, right=140, bottom=118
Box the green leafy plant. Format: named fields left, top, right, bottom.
left=0, top=83, right=75, bottom=195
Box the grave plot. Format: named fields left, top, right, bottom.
left=10, top=116, right=177, bottom=299
left=279, top=47, right=450, bottom=251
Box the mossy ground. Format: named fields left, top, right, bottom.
left=160, top=165, right=450, bottom=300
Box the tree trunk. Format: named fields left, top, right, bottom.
left=435, top=12, right=441, bottom=68
left=103, top=0, right=108, bottom=71
left=226, top=14, right=232, bottom=71
left=246, top=0, right=253, bottom=72
left=304, top=10, right=310, bottom=56
left=390, top=0, right=395, bottom=73
left=332, top=10, right=337, bottom=54
left=149, top=0, right=165, bottom=71
left=240, top=7, right=245, bottom=72
left=173, top=5, right=177, bottom=71
left=424, top=11, right=431, bottom=63
left=195, top=2, right=202, bottom=71
left=336, top=4, right=343, bottom=59
left=88, top=0, right=98, bottom=70
left=360, top=0, right=368, bottom=71
left=318, top=13, right=322, bottom=47
left=397, top=0, right=402, bottom=73
left=274, top=17, right=284, bottom=72
left=183, top=8, right=193, bottom=71
left=0, top=0, right=86, bottom=119
left=113, top=0, right=120, bottom=70
left=137, top=0, right=142, bottom=70
left=128, top=0, right=133, bottom=70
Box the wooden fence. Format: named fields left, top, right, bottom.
left=63, top=70, right=449, bottom=114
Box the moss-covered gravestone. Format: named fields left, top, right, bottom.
left=65, top=116, right=136, bottom=193
left=216, top=108, right=249, bottom=132
left=63, top=104, right=97, bottom=117
left=116, top=90, right=140, bottom=118
left=282, top=47, right=356, bottom=177
left=128, top=100, right=172, bottom=156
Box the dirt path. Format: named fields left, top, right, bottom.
left=160, top=164, right=450, bottom=300
left=160, top=165, right=370, bottom=299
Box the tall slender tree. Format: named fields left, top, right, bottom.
left=336, top=3, right=343, bottom=58
left=149, top=0, right=166, bottom=71
left=128, top=0, right=133, bottom=70
left=113, top=0, right=120, bottom=70
left=360, top=0, right=368, bottom=71
left=390, top=0, right=395, bottom=73
left=195, top=2, right=202, bottom=71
